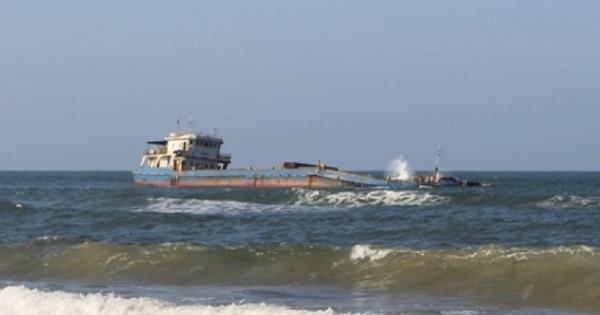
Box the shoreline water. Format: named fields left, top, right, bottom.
left=1, top=171, right=599, bottom=314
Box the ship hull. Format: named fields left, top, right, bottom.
left=132, top=166, right=419, bottom=189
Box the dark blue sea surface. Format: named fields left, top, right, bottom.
left=0, top=171, right=599, bottom=314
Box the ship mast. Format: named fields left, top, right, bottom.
left=434, top=144, right=442, bottom=181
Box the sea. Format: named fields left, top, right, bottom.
left=0, top=170, right=599, bottom=315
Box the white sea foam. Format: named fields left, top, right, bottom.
left=0, top=286, right=369, bottom=315
left=138, top=189, right=446, bottom=216
left=140, top=197, right=334, bottom=215
left=386, top=156, right=412, bottom=181
left=34, top=235, right=62, bottom=242
left=349, top=245, right=394, bottom=262
left=141, top=197, right=345, bottom=215
left=537, top=195, right=600, bottom=209
left=141, top=197, right=259, bottom=215
left=293, top=189, right=447, bottom=208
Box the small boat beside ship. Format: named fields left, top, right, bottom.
left=132, top=123, right=479, bottom=189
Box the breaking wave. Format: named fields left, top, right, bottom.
left=140, top=197, right=265, bottom=215
left=349, top=244, right=394, bottom=261
left=2, top=240, right=600, bottom=309
left=537, top=195, right=600, bottom=209
left=0, top=286, right=359, bottom=315
left=137, top=189, right=447, bottom=215
left=291, top=189, right=447, bottom=207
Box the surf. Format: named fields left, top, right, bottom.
left=0, top=285, right=357, bottom=315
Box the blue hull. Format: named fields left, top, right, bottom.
left=132, top=166, right=468, bottom=189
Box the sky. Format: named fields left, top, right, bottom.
left=1, top=1, right=599, bottom=171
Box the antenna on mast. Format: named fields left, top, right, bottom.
left=188, top=113, right=193, bottom=133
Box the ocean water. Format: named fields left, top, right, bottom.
left=0, top=171, right=599, bottom=315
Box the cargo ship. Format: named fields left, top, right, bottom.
left=133, top=123, right=479, bottom=188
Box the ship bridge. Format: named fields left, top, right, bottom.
left=140, top=130, right=231, bottom=171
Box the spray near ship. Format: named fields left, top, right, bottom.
left=133, top=117, right=479, bottom=188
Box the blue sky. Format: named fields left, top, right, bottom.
left=1, top=1, right=599, bottom=171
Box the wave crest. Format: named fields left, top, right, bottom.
left=137, top=189, right=447, bottom=215
left=0, top=286, right=352, bottom=315
left=292, top=189, right=447, bottom=207
left=537, top=195, right=600, bottom=209
left=349, top=245, right=394, bottom=261
left=3, top=241, right=600, bottom=310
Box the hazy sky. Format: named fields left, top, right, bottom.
left=1, top=1, right=599, bottom=171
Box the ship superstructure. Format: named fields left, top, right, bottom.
left=140, top=130, right=231, bottom=172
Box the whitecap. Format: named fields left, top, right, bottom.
left=349, top=244, right=393, bottom=262
left=293, top=189, right=447, bottom=207
left=0, top=286, right=364, bottom=315
left=537, top=195, right=600, bottom=209
left=137, top=197, right=324, bottom=215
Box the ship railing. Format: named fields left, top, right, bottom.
left=287, top=166, right=378, bottom=179
left=144, top=148, right=168, bottom=155
left=329, top=169, right=376, bottom=179
left=218, top=153, right=232, bottom=161
left=166, top=131, right=223, bottom=139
